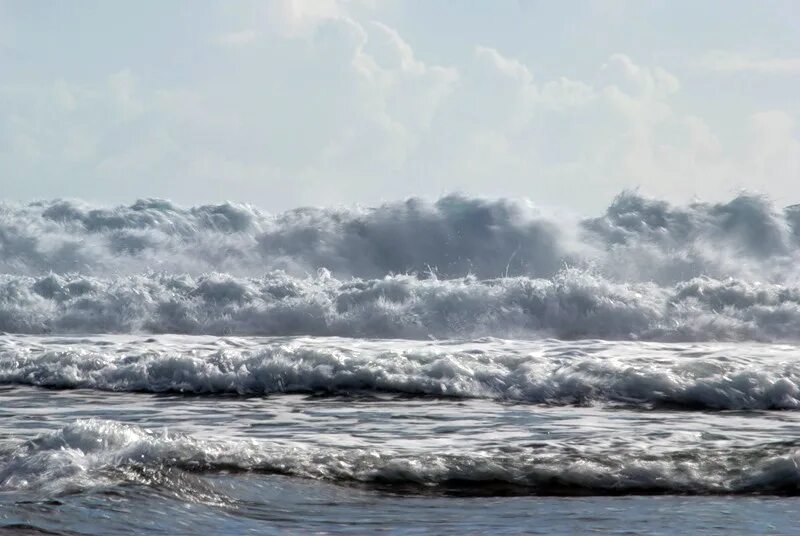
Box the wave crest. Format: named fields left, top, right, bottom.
left=2, top=336, right=800, bottom=409
left=4, top=419, right=800, bottom=496
left=2, top=193, right=799, bottom=283
left=0, top=270, right=799, bottom=341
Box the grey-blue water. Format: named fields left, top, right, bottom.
left=2, top=335, right=800, bottom=534
left=3, top=192, right=800, bottom=533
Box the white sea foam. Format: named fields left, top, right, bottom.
left=2, top=194, right=799, bottom=506
left=1, top=193, right=798, bottom=283
left=0, top=194, right=798, bottom=341
left=3, top=419, right=800, bottom=495
left=1, top=335, right=799, bottom=409
left=0, top=270, right=799, bottom=341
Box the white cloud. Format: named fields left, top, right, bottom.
left=475, top=46, right=534, bottom=86
left=699, top=50, right=800, bottom=74
left=748, top=110, right=800, bottom=192
left=262, top=0, right=359, bottom=37
left=2, top=1, right=799, bottom=211
left=215, top=29, right=258, bottom=47
left=604, top=54, right=680, bottom=97
left=108, top=70, right=144, bottom=121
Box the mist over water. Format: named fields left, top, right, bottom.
left=1, top=193, right=800, bottom=341
left=3, top=192, right=799, bottom=281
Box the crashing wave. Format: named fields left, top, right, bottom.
left=1, top=193, right=799, bottom=283
left=4, top=419, right=800, bottom=496
left=2, top=336, right=800, bottom=409
left=0, top=270, right=799, bottom=341
left=1, top=193, right=799, bottom=341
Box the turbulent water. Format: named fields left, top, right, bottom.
left=2, top=194, right=800, bottom=534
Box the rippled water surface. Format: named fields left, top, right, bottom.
left=0, top=335, right=799, bottom=534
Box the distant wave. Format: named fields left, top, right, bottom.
left=1, top=193, right=800, bottom=341
left=1, top=193, right=799, bottom=283
left=2, top=336, right=799, bottom=409
left=5, top=419, right=800, bottom=496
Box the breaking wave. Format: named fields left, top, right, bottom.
left=0, top=270, right=799, bottom=341
left=1, top=193, right=799, bottom=342
left=1, top=193, right=799, bottom=283
left=5, top=419, right=800, bottom=496
left=2, top=336, right=800, bottom=409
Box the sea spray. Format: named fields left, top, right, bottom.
left=1, top=193, right=799, bottom=283
left=2, top=335, right=800, bottom=409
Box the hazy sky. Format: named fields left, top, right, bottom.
left=1, top=0, right=798, bottom=213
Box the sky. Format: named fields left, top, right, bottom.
left=0, top=0, right=799, bottom=214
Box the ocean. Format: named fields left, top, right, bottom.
left=1, top=193, right=800, bottom=534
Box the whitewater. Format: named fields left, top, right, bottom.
left=3, top=193, right=800, bottom=534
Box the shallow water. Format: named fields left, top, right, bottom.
left=0, top=335, right=800, bottom=534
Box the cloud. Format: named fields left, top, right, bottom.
left=263, top=0, right=355, bottom=37
left=699, top=50, right=800, bottom=74
left=215, top=29, right=258, bottom=47
left=2, top=1, right=800, bottom=211
left=107, top=70, right=144, bottom=120
left=604, top=54, right=680, bottom=97
left=748, top=110, right=800, bottom=190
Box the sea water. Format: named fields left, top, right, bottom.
left=2, top=194, right=800, bottom=534
left=1, top=335, right=800, bottom=534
